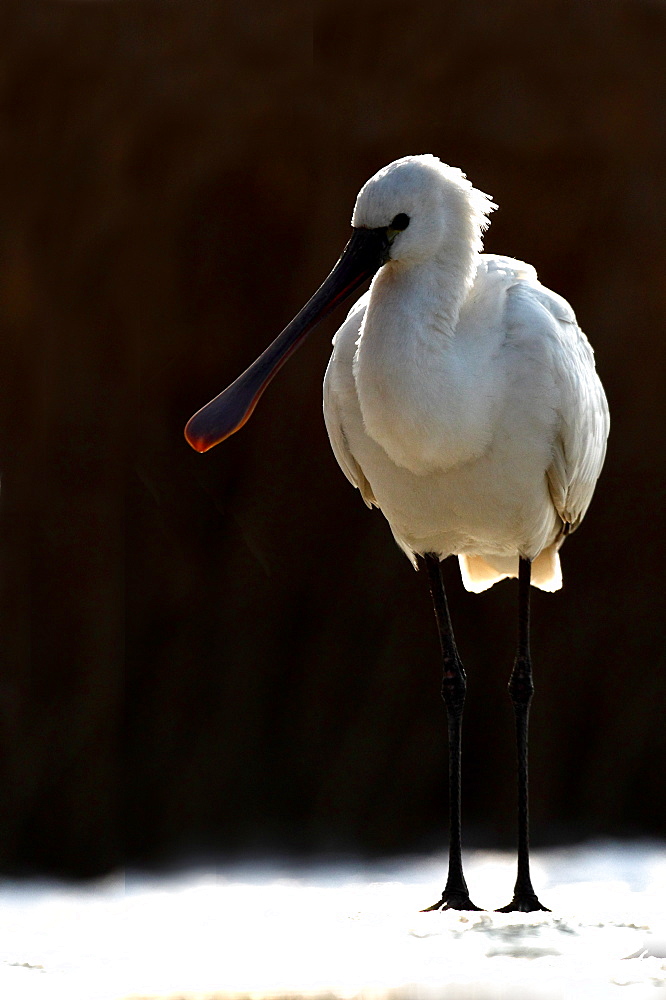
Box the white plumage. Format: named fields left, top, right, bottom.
left=322, top=155, right=609, bottom=592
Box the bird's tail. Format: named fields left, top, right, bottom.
left=458, top=547, right=563, bottom=593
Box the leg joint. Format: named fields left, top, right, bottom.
left=441, top=657, right=467, bottom=714
left=508, top=655, right=534, bottom=706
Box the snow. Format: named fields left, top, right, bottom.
left=1, top=841, right=665, bottom=1000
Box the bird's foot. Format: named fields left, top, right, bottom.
left=421, top=891, right=482, bottom=912
left=496, top=893, right=550, bottom=913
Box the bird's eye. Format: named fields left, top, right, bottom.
left=389, top=213, right=410, bottom=231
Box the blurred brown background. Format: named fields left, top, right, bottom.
left=0, top=0, right=664, bottom=877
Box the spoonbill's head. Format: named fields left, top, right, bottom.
left=352, top=154, right=495, bottom=268
left=185, top=155, right=493, bottom=453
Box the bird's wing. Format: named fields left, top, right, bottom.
left=492, top=258, right=609, bottom=533
left=534, top=287, right=610, bottom=532
left=323, top=293, right=376, bottom=508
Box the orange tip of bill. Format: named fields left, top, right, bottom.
left=184, top=391, right=258, bottom=453
left=183, top=428, right=210, bottom=453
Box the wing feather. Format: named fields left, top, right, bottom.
left=323, top=293, right=376, bottom=508
left=544, top=306, right=610, bottom=531
left=500, top=265, right=609, bottom=534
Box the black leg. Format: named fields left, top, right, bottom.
left=496, top=557, right=550, bottom=913
left=418, top=553, right=481, bottom=912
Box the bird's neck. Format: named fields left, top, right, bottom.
left=353, top=253, right=494, bottom=475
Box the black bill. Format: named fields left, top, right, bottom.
left=184, top=225, right=389, bottom=453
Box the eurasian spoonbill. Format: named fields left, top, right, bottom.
left=184, top=155, right=610, bottom=912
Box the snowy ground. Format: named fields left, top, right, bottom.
left=1, top=841, right=665, bottom=1000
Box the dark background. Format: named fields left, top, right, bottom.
left=0, top=0, right=664, bottom=878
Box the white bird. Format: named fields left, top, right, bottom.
left=184, top=155, right=610, bottom=912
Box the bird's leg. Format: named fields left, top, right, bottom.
left=419, top=553, right=481, bottom=912
left=497, top=557, right=550, bottom=913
